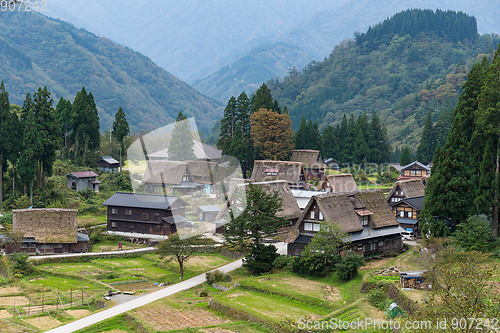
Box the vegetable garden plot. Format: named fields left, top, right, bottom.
left=134, top=308, right=231, bottom=331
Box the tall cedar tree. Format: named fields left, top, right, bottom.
left=233, top=92, right=253, bottom=178
left=168, top=111, right=196, bottom=161
left=250, top=108, right=294, bottom=161
left=33, top=86, right=60, bottom=184
left=476, top=44, right=500, bottom=237
left=55, top=97, right=73, bottom=154
left=217, top=96, right=237, bottom=154
left=295, top=116, right=308, bottom=149
left=18, top=107, right=42, bottom=207
left=368, top=112, right=391, bottom=163
left=0, top=82, right=14, bottom=206
left=224, top=183, right=287, bottom=248
left=309, top=121, right=321, bottom=151
left=251, top=83, right=274, bottom=112
left=8, top=110, right=21, bottom=195
left=423, top=115, right=474, bottom=236
left=320, top=124, right=339, bottom=161
left=112, top=107, right=130, bottom=172
left=71, top=87, right=100, bottom=166
left=399, top=146, right=412, bottom=166
left=341, top=114, right=357, bottom=164
left=415, top=110, right=435, bottom=164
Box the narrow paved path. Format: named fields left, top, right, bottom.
left=45, top=259, right=243, bottom=333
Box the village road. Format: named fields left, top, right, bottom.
left=45, top=242, right=287, bottom=332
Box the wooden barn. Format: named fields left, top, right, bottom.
left=287, top=190, right=404, bottom=257
left=250, top=160, right=308, bottom=189
left=318, top=174, right=359, bottom=193
left=103, top=192, right=189, bottom=239
left=96, top=156, right=120, bottom=173
left=65, top=171, right=100, bottom=192
left=291, top=150, right=326, bottom=181
left=12, top=208, right=89, bottom=254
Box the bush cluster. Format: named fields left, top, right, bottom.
left=206, top=270, right=232, bottom=284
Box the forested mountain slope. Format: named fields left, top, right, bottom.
left=0, top=10, right=222, bottom=134
left=268, top=9, right=500, bottom=149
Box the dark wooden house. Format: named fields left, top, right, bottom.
left=398, top=161, right=431, bottom=181
left=324, top=157, right=340, bottom=170
left=291, top=150, right=327, bottom=181
left=142, top=160, right=204, bottom=194
left=318, top=174, right=359, bottom=193
left=287, top=190, right=404, bottom=257
left=386, top=178, right=425, bottom=204
left=97, top=156, right=120, bottom=173
left=103, top=192, right=189, bottom=239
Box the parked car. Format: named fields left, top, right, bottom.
left=401, top=231, right=414, bottom=240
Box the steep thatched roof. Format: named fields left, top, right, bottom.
left=320, top=174, right=359, bottom=193
left=142, top=161, right=188, bottom=185
left=291, top=150, right=326, bottom=168
left=187, top=160, right=218, bottom=184
left=250, top=160, right=305, bottom=184
left=386, top=178, right=425, bottom=200
left=292, top=189, right=399, bottom=239
left=216, top=180, right=301, bottom=221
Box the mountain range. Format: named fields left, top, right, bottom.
left=36, top=0, right=500, bottom=103
left=0, top=9, right=221, bottom=135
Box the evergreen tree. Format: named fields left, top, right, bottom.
left=55, top=97, right=73, bottom=155
left=320, top=124, right=339, bottom=161
left=33, top=86, right=60, bottom=184
left=217, top=96, right=237, bottom=154
left=251, top=83, right=274, bottom=112
left=415, top=110, right=435, bottom=164
left=433, top=108, right=453, bottom=148
left=475, top=44, right=500, bottom=237
left=341, top=114, right=357, bottom=164
left=18, top=107, right=42, bottom=207
left=353, top=126, right=369, bottom=163
left=0, top=82, right=15, bottom=206
left=235, top=92, right=253, bottom=178
left=368, top=112, right=391, bottom=163
left=309, top=121, right=321, bottom=151
left=400, top=146, right=412, bottom=166
left=423, top=115, right=474, bottom=236
left=168, top=111, right=196, bottom=161
left=112, top=107, right=130, bottom=172
left=294, top=116, right=309, bottom=149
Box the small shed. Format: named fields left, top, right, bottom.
left=97, top=156, right=120, bottom=173
left=324, top=158, right=340, bottom=169
left=198, top=205, right=221, bottom=222
left=399, top=270, right=427, bottom=288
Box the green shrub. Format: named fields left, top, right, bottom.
left=272, top=255, right=293, bottom=269
left=199, top=289, right=209, bottom=297
left=10, top=252, right=31, bottom=275
left=89, top=229, right=103, bottom=244
left=242, top=244, right=279, bottom=275
left=336, top=253, right=365, bottom=280
left=291, top=252, right=340, bottom=277
left=206, top=270, right=232, bottom=284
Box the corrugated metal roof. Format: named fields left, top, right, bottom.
left=77, top=232, right=90, bottom=242
left=198, top=205, right=221, bottom=212
left=98, top=156, right=119, bottom=164
left=102, top=192, right=188, bottom=209
left=397, top=218, right=419, bottom=225
left=349, top=225, right=405, bottom=242
left=66, top=171, right=99, bottom=178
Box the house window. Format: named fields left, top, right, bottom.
left=183, top=176, right=189, bottom=181
left=416, top=170, right=422, bottom=175
left=400, top=211, right=405, bottom=217
left=310, top=211, right=315, bottom=219
left=111, top=221, right=117, bottom=228
left=370, top=243, right=376, bottom=251
left=357, top=245, right=363, bottom=252
left=142, top=213, right=150, bottom=221
left=129, top=223, right=134, bottom=229
left=319, top=212, right=323, bottom=220
left=111, top=208, right=118, bottom=214
left=410, top=170, right=416, bottom=175
left=360, top=215, right=369, bottom=226
left=408, top=212, right=412, bottom=218
left=125, top=209, right=132, bottom=215
left=154, top=212, right=160, bottom=216
left=379, top=241, right=384, bottom=247
left=304, top=222, right=313, bottom=231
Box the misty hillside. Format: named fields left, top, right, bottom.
left=0, top=9, right=222, bottom=135
left=267, top=9, right=500, bottom=150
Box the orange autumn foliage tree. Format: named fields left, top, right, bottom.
left=250, top=108, right=294, bottom=161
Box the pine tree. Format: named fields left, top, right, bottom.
left=71, top=87, right=100, bottom=166
left=0, top=82, right=14, bottom=206
left=217, top=96, right=237, bottom=154
left=415, top=110, right=435, bottom=164
left=168, top=111, right=196, bottom=161
left=18, top=107, right=42, bottom=207
left=309, top=121, right=321, bottom=151
left=251, top=83, right=274, bottom=112
left=400, top=146, right=412, bottom=166
left=353, top=126, right=369, bottom=164
left=320, top=125, right=339, bottom=161
left=294, top=116, right=308, bottom=149
left=368, top=112, right=391, bottom=163
left=112, top=107, right=130, bottom=172
left=33, top=86, right=60, bottom=184
left=341, top=114, right=357, bottom=164
left=235, top=92, right=253, bottom=178
left=423, top=115, right=474, bottom=236
left=55, top=97, right=73, bottom=155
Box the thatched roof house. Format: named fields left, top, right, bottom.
left=387, top=178, right=426, bottom=204
left=287, top=189, right=404, bottom=257
left=250, top=160, right=306, bottom=187
left=12, top=208, right=88, bottom=254
left=318, top=174, right=359, bottom=193
left=216, top=180, right=302, bottom=228
left=142, top=160, right=189, bottom=186
left=291, top=150, right=326, bottom=180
